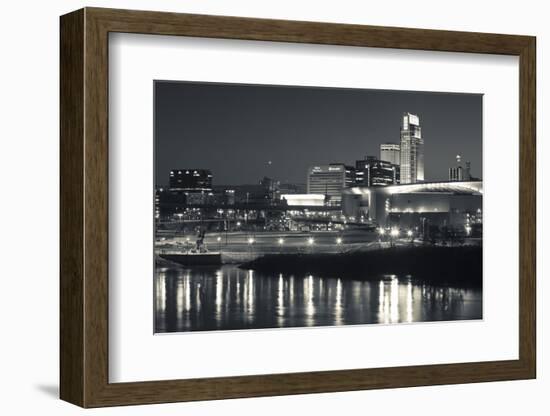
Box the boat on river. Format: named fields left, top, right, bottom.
left=158, top=250, right=222, bottom=266
left=157, top=228, right=222, bottom=266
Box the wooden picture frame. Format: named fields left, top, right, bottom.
left=60, top=7, right=536, bottom=408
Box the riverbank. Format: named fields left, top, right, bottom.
left=240, top=245, right=482, bottom=288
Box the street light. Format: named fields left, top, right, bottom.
left=390, top=228, right=399, bottom=247
left=407, top=230, right=413, bottom=237
left=377, top=227, right=386, bottom=246
left=246, top=236, right=255, bottom=258
left=217, top=236, right=222, bottom=251
left=336, top=237, right=343, bottom=253
left=306, top=236, right=315, bottom=254
left=278, top=237, right=285, bottom=254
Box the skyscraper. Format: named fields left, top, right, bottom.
left=399, top=113, right=424, bottom=184
left=380, top=143, right=401, bottom=165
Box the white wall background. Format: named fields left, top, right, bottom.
left=0, top=0, right=546, bottom=414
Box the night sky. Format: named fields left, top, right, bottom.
left=154, top=81, right=482, bottom=186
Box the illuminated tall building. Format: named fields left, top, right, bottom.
left=399, top=112, right=424, bottom=184
left=380, top=143, right=401, bottom=165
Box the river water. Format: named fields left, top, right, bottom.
left=154, top=264, right=482, bottom=333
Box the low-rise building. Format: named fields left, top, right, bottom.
left=342, top=180, right=482, bottom=229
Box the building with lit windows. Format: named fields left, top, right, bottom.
left=399, top=113, right=424, bottom=184
left=159, top=169, right=214, bottom=216
left=169, top=169, right=213, bottom=191
left=307, top=164, right=355, bottom=205
left=281, top=194, right=326, bottom=207
left=355, top=156, right=399, bottom=187
left=380, top=143, right=401, bottom=165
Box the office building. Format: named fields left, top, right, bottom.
left=449, top=155, right=464, bottom=181
left=380, top=143, right=401, bottom=165
left=279, top=182, right=307, bottom=195
left=465, top=162, right=472, bottom=180
left=355, top=156, right=376, bottom=186
left=355, top=157, right=399, bottom=187
left=169, top=169, right=213, bottom=191
left=224, top=189, right=235, bottom=205
left=307, top=164, right=355, bottom=205
left=449, top=155, right=472, bottom=182
left=259, top=176, right=280, bottom=202
left=399, top=113, right=424, bottom=184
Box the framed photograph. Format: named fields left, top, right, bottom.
left=60, top=7, right=536, bottom=407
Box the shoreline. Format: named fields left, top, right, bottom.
left=239, top=245, right=482, bottom=288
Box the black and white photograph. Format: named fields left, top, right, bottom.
left=153, top=81, right=483, bottom=333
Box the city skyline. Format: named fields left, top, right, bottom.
left=155, top=81, right=482, bottom=186
left=154, top=80, right=483, bottom=334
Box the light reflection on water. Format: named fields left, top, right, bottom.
left=155, top=265, right=482, bottom=333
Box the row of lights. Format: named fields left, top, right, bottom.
left=242, top=237, right=344, bottom=245
left=378, top=227, right=414, bottom=237
left=186, top=236, right=344, bottom=245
